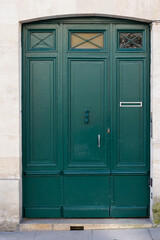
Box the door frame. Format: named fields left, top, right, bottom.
left=22, top=17, right=150, bottom=218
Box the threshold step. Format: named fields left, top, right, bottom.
left=20, top=218, right=153, bottom=231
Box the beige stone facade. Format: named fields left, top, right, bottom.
left=0, top=0, right=160, bottom=230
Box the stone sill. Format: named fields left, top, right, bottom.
left=19, top=218, right=153, bottom=231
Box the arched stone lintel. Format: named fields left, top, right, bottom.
left=19, top=13, right=153, bottom=24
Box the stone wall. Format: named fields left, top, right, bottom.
left=0, top=0, right=160, bottom=229
left=151, top=22, right=160, bottom=221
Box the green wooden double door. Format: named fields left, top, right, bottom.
left=22, top=18, right=150, bottom=218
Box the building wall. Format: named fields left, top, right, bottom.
left=0, top=0, right=160, bottom=230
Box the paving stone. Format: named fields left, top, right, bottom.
left=35, top=230, right=92, bottom=240
left=148, top=228, right=160, bottom=239
left=0, top=231, right=36, bottom=240
left=93, top=229, right=152, bottom=240
left=1, top=228, right=160, bottom=240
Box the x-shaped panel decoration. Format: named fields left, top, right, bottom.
left=119, top=32, right=143, bottom=49
left=71, top=32, right=104, bottom=49
left=30, top=31, right=54, bottom=49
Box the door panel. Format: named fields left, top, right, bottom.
left=25, top=58, right=58, bottom=172
left=63, top=175, right=110, bottom=217
left=23, top=176, right=62, bottom=218
left=119, top=108, right=143, bottom=164
left=68, top=59, right=106, bottom=166
left=28, top=60, right=56, bottom=164
left=117, top=59, right=144, bottom=166
left=119, top=60, right=143, bottom=102
left=110, top=175, right=149, bottom=217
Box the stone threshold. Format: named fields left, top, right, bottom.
left=20, top=218, right=153, bottom=231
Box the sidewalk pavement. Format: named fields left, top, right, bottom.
left=0, top=228, right=160, bottom=240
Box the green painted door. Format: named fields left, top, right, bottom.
left=22, top=18, right=150, bottom=218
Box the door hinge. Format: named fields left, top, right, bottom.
left=149, top=23, right=152, bottom=31
left=150, top=112, right=152, bottom=138
left=148, top=178, right=153, bottom=187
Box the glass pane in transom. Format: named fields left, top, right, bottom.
left=71, top=32, right=104, bottom=49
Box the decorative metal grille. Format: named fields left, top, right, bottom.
left=30, top=31, right=55, bottom=50
left=71, top=32, right=104, bottom=49
left=119, top=32, right=143, bottom=49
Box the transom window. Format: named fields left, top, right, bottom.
left=28, top=30, right=56, bottom=51
left=119, top=31, right=143, bottom=49
left=70, top=32, right=104, bottom=50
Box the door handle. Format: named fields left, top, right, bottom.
left=98, top=134, right=100, bottom=148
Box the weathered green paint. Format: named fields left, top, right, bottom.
left=22, top=17, right=150, bottom=218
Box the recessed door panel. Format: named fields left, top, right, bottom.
left=28, top=60, right=56, bottom=165
left=119, top=108, right=143, bottom=164
left=116, top=59, right=145, bottom=167
left=68, top=60, right=106, bottom=167
left=63, top=175, right=110, bottom=217
left=119, top=60, right=143, bottom=101
left=23, top=175, right=62, bottom=218
left=110, top=175, right=149, bottom=217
